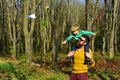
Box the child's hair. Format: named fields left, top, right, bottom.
left=71, top=24, right=80, bottom=32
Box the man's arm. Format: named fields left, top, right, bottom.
left=89, top=50, right=95, bottom=67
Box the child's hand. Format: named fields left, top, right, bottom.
left=62, top=40, right=67, bottom=44
left=94, top=31, right=99, bottom=36
left=93, top=33, right=96, bottom=36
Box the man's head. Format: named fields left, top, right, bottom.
left=80, top=35, right=90, bottom=44
left=76, top=35, right=90, bottom=48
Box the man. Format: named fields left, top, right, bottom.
left=70, top=35, right=95, bottom=80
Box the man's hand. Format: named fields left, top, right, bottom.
left=67, top=51, right=75, bottom=57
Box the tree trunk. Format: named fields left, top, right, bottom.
left=23, top=0, right=35, bottom=64
left=102, top=37, right=106, bottom=55
left=109, top=26, right=114, bottom=59
left=7, top=1, right=17, bottom=60
left=114, top=0, right=119, bottom=53
left=51, top=24, right=58, bottom=69
left=85, top=0, right=99, bottom=51
left=25, top=35, right=33, bottom=64
left=91, top=36, right=95, bottom=53
left=109, top=0, right=118, bottom=58
left=102, top=0, right=108, bottom=55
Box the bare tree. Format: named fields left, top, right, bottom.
left=6, top=0, right=19, bottom=60
left=109, top=0, right=119, bottom=58
left=85, top=0, right=99, bottom=52
left=23, top=0, right=36, bottom=64
left=102, top=0, right=109, bottom=55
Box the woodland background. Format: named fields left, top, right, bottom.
left=0, top=0, right=120, bottom=80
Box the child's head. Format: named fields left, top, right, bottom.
left=71, top=24, right=80, bottom=35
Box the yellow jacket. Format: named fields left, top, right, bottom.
left=72, top=48, right=95, bottom=74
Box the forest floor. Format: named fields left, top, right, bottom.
left=0, top=52, right=120, bottom=80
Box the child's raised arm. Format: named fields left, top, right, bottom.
left=62, top=34, right=74, bottom=44
left=76, top=30, right=95, bottom=38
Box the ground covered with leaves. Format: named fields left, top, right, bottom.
left=0, top=52, right=120, bottom=80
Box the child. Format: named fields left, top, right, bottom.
left=62, top=24, right=96, bottom=63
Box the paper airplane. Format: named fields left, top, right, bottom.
left=27, top=14, right=36, bottom=18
